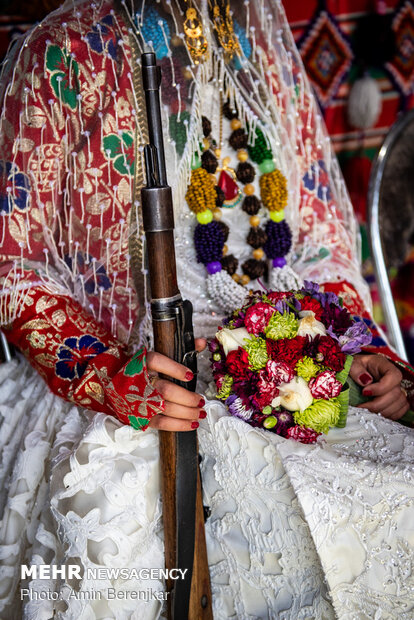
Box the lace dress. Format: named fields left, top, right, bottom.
left=1, top=353, right=414, bottom=619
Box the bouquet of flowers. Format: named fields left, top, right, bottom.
left=210, top=281, right=372, bottom=443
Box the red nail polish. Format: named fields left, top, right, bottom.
left=363, top=389, right=372, bottom=397
left=359, top=373, right=372, bottom=385
left=191, top=421, right=199, bottom=429
left=198, top=397, right=205, bottom=408
left=185, top=370, right=194, bottom=381
left=199, top=410, right=207, bottom=419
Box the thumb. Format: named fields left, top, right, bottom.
left=349, top=358, right=373, bottom=387
left=195, top=337, right=207, bottom=353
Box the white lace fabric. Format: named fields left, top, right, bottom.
left=1, top=356, right=414, bottom=619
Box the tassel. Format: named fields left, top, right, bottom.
left=269, top=265, right=303, bottom=292
left=347, top=75, right=382, bottom=130
left=206, top=271, right=249, bottom=313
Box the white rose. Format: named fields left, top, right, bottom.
left=297, top=311, right=327, bottom=339
left=278, top=376, right=313, bottom=412
left=215, top=327, right=250, bottom=356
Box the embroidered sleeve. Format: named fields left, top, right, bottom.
left=3, top=282, right=164, bottom=430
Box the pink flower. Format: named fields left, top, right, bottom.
left=308, top=371, right=342, bottom=399
left=256, top=369, right=279, bottom=408
left=244, top=302, right=276, bottom=335
left=254, top=361, right=294, bottom=410
left=266, top=360, right=294, bottom=385
left=286, top=425, right=320, bottom=444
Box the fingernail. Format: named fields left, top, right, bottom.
left=359, top=373, right=372, bottom=385
left=191, top=421, right=199, bottom=429
left=199, top=410, right=207, bottom=419
left=363, top=389, right=372, bottom=397
left=185, top=370, right=194, bottom=381
left=198, top=397, right=205, bottom=408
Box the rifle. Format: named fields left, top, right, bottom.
left=140, top=52, right=213, bottom=620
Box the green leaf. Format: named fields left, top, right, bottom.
left=121, top=132, right=133, bottom=147
left=347, top=376, right=369, bottom=407
left=124, top=352, right=144, bottom=376
left=336, top=354, right=353, bottom=385
left=336, top=385, right=349, bottom=428
left=46, top=45, right=65, bottom=73
left=113, top=155, right=131, bottom=176
left=50, top=73, right=78, bottom=110
left=128, top=415, right=148, bottom=430
left=103, top=134, right=122, bottom=158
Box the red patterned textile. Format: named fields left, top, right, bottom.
left=2, top=278, right=163, bottom=429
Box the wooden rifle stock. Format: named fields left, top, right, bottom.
left=140, top=52, right=213, bottom=620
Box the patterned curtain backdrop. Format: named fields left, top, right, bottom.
left=285, top=0, right=414, bottom=362
left=1, top=0, right=413, bottom=359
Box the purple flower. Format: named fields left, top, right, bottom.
left=209, top=339, right=219, bottom=353
left=302, top=280, right=320, bottom=295
left=226, top=394, right=255, bottom=421
left=339, top=322, right=372, bottom=354
left=274, top=410, right=294, bottom=436
left=275, top=300, right=289, bottom=314
left=319, top=291, right=342, bottom=307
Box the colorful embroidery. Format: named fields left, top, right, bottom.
left=124, top=349, right=145, bottom=376
left=103, top=132, right=135, bottom=176
left=139, top=6, right=170, bottom=60
left=303, top=160, right=332, bottom=201
left=5, top=286, right=164, bottom=426
left=64, top=253, right=112, bottom=295
left=56, top=335, right=109, bottom=379
left=0, top=162, right=31, bottom=214
left=45, top=45, right=80, bottom=110
left=298, top=8, right=353, bottom=106
left=386, top=1, right=414, bottom=96
left=86, top=15, right=118, bottom=60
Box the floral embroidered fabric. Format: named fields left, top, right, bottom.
left=2, top=279, right=163, bottom=428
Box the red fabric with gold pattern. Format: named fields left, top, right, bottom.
left=320, top=280, right=366, bottom=316
left=3, top=279, right=164, bottom=429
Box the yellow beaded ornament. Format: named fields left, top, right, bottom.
left=259, top=169, right=288, bottom=212
left=186, top=168, right=216, bottom=214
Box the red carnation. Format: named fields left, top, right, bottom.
left=316, top=336, right=346, bottom=371
left=266, top=291, right=289, bottom=303
left=254, top=368, right=279, bottom=409
left=299, top=296, right=323, bottom=320
left=226, top=347, right=250, bottom=379
left=267, top=336, right=308, bottom=366
left=308, top=370, right=342, bottom=399
left=286, top=426, right=320, bottom=444
left=266, top=360, right=294, bottom=385
left=244, top=302, right=276, bottom=335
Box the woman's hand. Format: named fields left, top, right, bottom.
left=147, top=338, right=207, bottom=431
left=350, top=353, right=409, bottom=420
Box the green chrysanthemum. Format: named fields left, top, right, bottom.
left=217, top=375, right=233, bottom=400
left=244, top=336, right=268, bottom=371
left=295, top=356, right=321, bottom=382
left=293, top=398, right=341, bottom=434
left=264, top=312, right=298, bottom=340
